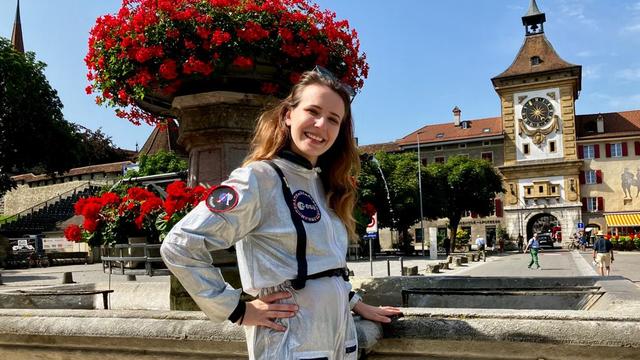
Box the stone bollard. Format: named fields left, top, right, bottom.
left=126, top=275, right=137, bottom=281
left=439, top=261, right=450, bottom=270
left=447, top=256, right=454, bottom=264
left=454, top=258, right=463, bottom=267
left=471, top=254, right=478, bottom=262
left=402, top=266, right=419, bottom=276
left=62, top=272, right=74, bottom=284
left=425, top=265, right=440, bottom=273
left=460, top=256, right=469, bottom=264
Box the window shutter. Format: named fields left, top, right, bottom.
left=594, top=144, right=600, bottom=158
left=635, top=141, right=640, bottom=156
left=596, top=170, right=603, bottom=184
left=598, top=197, right=604, bottom=211
left=578, top=145, right=584, bottom=159
left=605, top=143, right=611, bottom=158
left=622, top=142, right=628, bottom=156
left=495, top=199, right=503, bottom=217
left=579, top=171, right=585, bottom=184
left=581, top=198, right=587, bottom=211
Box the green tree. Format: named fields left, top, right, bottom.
left=125, top=150, right=188, bottom=178
left=0, top=37, right=82, bottom=194
left=74, top=126, right=130, bottom=166
left=357, top=151, right=423, bottom=252
left=423, top=156, right=504, bottom=251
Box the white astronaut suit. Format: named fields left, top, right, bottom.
left=160, top=152, right=361, bottom=360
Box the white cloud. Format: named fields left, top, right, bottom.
left=587, top=92, right=640, bottom=110
left=557, top=0, right=597, bottom=27
left=631, top=2, right=640, bottom=12
left=576, top=51, right=593, bottom=57
left=622, top=23, right=640, bottom=33
left=583, top=64, right=601, bottom=79
left=615, top=68, right=640, bottom=81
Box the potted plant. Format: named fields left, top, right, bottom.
left=85, top=0, right=368, bottom=125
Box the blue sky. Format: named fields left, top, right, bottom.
left=1, top=0, right=639, bottom=150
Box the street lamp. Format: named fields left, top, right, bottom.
left=417, top=131, right=426, bottom=256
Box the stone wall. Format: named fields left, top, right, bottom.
left=3, top=181, right=90, bottom=216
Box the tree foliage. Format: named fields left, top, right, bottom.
left=73, top=126, right=130, bottom=167
left=0, top=38, right=86, bottom=194
left=423, top=156, right=504, bottom=250
left=357, top=151, right=424, bottom=252
left=125, top=150, right=188, bottom=178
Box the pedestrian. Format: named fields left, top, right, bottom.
left=498, top=237, right=505, bottom=253
left=443, top=237, right=451, bottom=257
left=524, top=232, right=542, bottom=270
left=592, top=231, right=614, bottom=276
left=517, top=233, right=524, bottom=253
left=161, top=68, right=402, bottom=359
left=475, top=235, right=486, bottom=262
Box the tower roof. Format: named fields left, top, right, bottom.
left=11, top=0, right=24, bottom=53
left=137, top=119, right=187, bottom=160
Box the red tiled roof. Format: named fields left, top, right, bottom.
left=576, top=110, right=640, bottom=140
left=397, top=117, right=503, bottom=146
left=358, top=142, right=401, bottom=154
left=138, top=119, right=187, bottom=159
left=11, top=161, right=132, bottom=182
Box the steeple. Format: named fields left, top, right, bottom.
left=11, top=0, right=25, bottom=53
left=522, top=0, right=546, bottom=36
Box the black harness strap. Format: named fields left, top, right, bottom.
left=265, top=160, right=308, bottom=290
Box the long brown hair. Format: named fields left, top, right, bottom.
left=243, top=71, right=360, bottom=240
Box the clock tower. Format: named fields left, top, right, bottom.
left=491, top=0, right=583, bottom=242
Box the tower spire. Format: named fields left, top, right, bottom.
left=522, top=0, right=546, bottom=36
left=11, top=0, right=25, bottom=53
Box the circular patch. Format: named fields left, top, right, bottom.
left=206, top=185, right=239, bottom=213
left=292, top=190, right=321, bottom=223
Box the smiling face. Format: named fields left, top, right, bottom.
left=285, top=83, right=346, bottom=166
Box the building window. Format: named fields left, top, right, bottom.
left=435, top=145, right=443, bottom=151
left=483, top=140, right=491, bottom=146
left=551, top=185, right=557, bottom=194
left=421, top=158, right=427, bottom=166
left=481, top=152, right=493, bottom=163
left=461, top=122, right=469, bottom=129
left=611, top=143, right=623, bottom=157
left=435, top=156, right=445, bottom=164
left=530, top=56, right=542, bottom=65
left=459, top=143, right=467, bottom=148
left=587, top=197, right=598, bottom=212
left=436, top=133, right=445, bottom=138
left=583, top=145, right=595, bottom=159
left=523, top=144, right=530, bottom=155
left=549, top=141, right=556, bottom=152
left=585, top=170, right=597, bottom=184
left=525, top=186, right=532, bottom=196
left=482, top=128, right=491, bottom=133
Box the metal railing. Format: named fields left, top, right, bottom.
left=101, top=243, right=170, bottom=277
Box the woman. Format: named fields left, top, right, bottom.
left=161, top=68, right=401, bottom=359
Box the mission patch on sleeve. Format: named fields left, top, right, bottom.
left=205, top=185, right=239, bottom=213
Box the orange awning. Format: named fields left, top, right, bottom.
left=604, top=213, right=640, bottom=227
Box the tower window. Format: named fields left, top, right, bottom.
left=550, top=141, right=556, bottom=152
left=530, top=56, right=542, bottom=65
left=523, top=144, right=530, bottom=155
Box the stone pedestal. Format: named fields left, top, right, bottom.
left=169, top=91, right=276, bottom=311
left=173, top=91, right=276, bottom=186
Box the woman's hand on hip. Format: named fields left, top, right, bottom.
left=241, top=291, right=298, bottom=331
left=353, top=301, right=403, bottom=323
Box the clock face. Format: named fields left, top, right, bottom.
left=521, top=97, right=554, bottom=128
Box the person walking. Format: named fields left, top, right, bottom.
left=517, top=234, right=524, bottom=253
left=475, top=235, right=486, bottom=262
left=161, top=68, right=401, bottom=359
left=443, top=237, right=451, bottom=257
left=592, top=231, right=614, bottom=276
left=524, top=232, right=542, bottom=270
